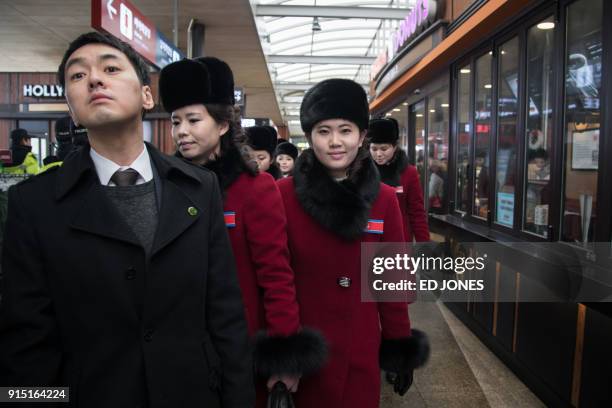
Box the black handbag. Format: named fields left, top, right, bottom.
left=267, top=381, right=295, bottom=408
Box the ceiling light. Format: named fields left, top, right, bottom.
left=537, top=22, right=555, bottom=30
left=393, top=108, right=401, bottom=112
left=484, top=84, right=492, bottom=89
left=312, top=17, right=322, bottom=32
left=441, top=103, right=449, bottom=107
left=460, top=68, right=471, bottom=74
left=430, top=109, right=436, bottom=113
left=386, top=113, right=392, bottom=117
left=403, top=102, right=408, bottom=106
left=416, top=114, right=423, bottom=117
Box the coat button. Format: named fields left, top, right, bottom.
left=125, top=267, right=136, bottom=280
left=338, top=277, right=351, bottom=288
left=144, top=329, right=154, bottom=342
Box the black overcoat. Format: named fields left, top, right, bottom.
left=0, top=143, right=254, bottom=408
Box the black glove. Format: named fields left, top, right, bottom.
left=267, top=381, right=295, bottom=408
left=392, top=369, right=414, bottom=396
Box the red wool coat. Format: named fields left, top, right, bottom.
left=205, top=149, right=326, bottom=408
left=278, top=175, right=412, bottom=408
left=223, top=171, right=299, bottom=337
left=397, top=165, right=430, bottom=242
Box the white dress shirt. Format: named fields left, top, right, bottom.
left=90, top=144, right=153, bottom=186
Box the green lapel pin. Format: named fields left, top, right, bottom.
left=188, top=206, right=198, bottom=216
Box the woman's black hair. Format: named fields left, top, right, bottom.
left=204, top=104, right=257, bottom=174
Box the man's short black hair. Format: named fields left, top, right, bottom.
left=58, top=31, right=150, bottom=88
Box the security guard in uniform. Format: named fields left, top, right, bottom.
left=3, top=129, right=39, bottom=175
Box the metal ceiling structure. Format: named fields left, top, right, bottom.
left=251, top=0, right=415, bottom=136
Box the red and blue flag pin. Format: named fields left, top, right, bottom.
left=224, top=211, right=236, bottom=228
left=365, top=219, right=384, bottom=235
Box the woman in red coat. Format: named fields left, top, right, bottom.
left=277, top=79, right=429, bottom=407
left=159, top=57, right=326, bottom=405
left=368, top=118, right=430, bottom=242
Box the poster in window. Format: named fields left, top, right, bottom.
left=571, top=129, right=599, bottom=170
left=496, top=192, right=514, bottom=227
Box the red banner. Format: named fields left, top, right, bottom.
left=92, top=0, right=157, bottom=66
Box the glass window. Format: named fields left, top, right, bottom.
left=456, top=64, right=472, bottom=212
left=427, top=89, right=449, bottom=213
left=473, top=52, right=493, bottom=219
left=561, top=0, right=602, bottom=245
left=410, top=101, right=426, bottom=192
left=495, top=37, right=520, bottom=228
left=522, top=16, right=555, bottom=237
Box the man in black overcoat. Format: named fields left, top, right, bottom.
left=0, top=32, right=254, bottom=408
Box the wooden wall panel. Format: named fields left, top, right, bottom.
left=0, top=74, right=12, bottom=105
left=516, top=302, right=577, bottom=403
left=579, top=307, right=612, bottom=407
left=0, top=119, right=15, bottom=149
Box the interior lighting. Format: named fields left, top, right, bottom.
left=460, top=69, right=471, bottom=74
left=484, top=84, right=492, bottom=89
left=430, top=109, right=436, bottom=113
left=416, top=114, right=424, bottom=117
left=441, top=103, right=449, bottom=108
left=393, top=108, right=401, bottom=112
left=537, top=22, right=555, bottom=30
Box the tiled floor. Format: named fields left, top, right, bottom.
left=379, top=300, right=545, bottom=408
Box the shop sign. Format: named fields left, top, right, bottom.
left=92, top=0, right=183, bottom=69
left=389, top=0, right=441, bottom=60
left=23, top=84, right=64, bottom=99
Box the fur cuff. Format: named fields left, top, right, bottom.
left=380, top=329, right=430, bottom=373
left=254, top=328, right=327, bottom=378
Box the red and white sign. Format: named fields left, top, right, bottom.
left=0, top=150, right=12, bottom=165
left=92, top=0, right=157, bottom=66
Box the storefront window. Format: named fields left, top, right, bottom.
left=561, top=0, right=602, bottom=245
left=410, top=101, right=426, bottom=192
left=522, top=17, right=555, bottom=238
left=495, top=37, right=520, bottom=228
left=456, top=64, right=471, bottom=213
left=473, top=52, right=493, bottom=219
left=427, top=89, right=449, bottom=213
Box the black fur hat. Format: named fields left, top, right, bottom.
left=275, top=141, right=298, bottom=160
left=246, top=126, right=277, bottom=156
left=196, top=57, right=235, bottom=105
left=54, top=116, right=73, bottom=142
left=159, top=57, right=234, bottom=113
left=300, top=78, right=369, bottom=133
left=368, top=117, right=399, bottom=145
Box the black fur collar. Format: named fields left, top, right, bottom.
left=203, top=143, right=256, bottom=191
left=375, top=148, right=409, bottom=187
left=293, top=148, right=380, bottom=240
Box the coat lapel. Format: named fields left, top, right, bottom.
left=58, top=146, right=140, bottom=246
left=69, top=181, right=141, bottom=247
left=150, top=178, right=199, bottom=257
